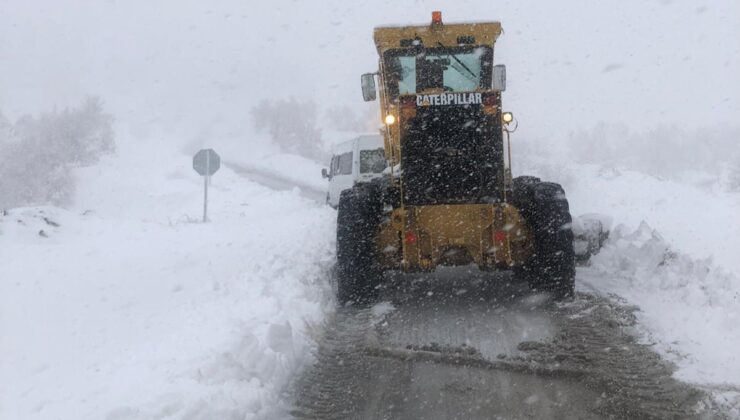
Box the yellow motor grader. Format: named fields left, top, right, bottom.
left=336, top=11, right=575, bottom=303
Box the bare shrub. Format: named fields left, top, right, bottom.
left=251, top=98, right=322, bottom=160
left=0, top=97, right=115, bottom=209
left=0, top=111, right=12, bottom=141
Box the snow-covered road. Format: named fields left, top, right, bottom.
left=292, top=271, right=708, bottom=419
left=225, top=162, right=326, bottom=203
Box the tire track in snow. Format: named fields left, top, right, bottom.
left=291, top=271, right=713, bottom=419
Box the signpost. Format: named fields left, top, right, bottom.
left=193, top=149, right=221, bottom=222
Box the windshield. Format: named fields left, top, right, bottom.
left=384, top=46, right=492, bottom=98
left=360, top=148, right=386, bottom=173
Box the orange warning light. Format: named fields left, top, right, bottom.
left=432, top=11, right=442, bottom=24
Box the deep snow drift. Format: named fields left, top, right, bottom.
left=516, top=144, right=740, bottom=415
left=0, top=138, right=336, bottom=419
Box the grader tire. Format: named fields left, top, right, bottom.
left=513, top=179, right=575, bottom=299
left=335, top=184, right=383, bottom=305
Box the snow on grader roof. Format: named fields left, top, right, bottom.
left=373, top=11, right=502, bottom=53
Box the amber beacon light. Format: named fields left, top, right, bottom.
left=432, top=11, right=442, bottom=24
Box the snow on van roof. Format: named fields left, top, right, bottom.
left=331, top=134, right=383, bottom=154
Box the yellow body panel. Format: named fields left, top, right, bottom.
left=374, top=20, right=503, bottom=168
left=377, top=203, right=533, bottom=272
left=369, top=17, right=530, bottom=274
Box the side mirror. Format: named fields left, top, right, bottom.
left=321, top=168, right=329, bottom=179
left=492, top=64, right=506, bottom=92
left=361, top=73, right=377, bottom=102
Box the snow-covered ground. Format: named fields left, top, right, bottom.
left=517, top=145, right=740, bottom=414
left=0, top=137, right=336, bottom=419
left=2, top=129, right=739, bottom=418
left=0, top=0, right=738, bottom=418
left=210, top=129, right=379, bottom=197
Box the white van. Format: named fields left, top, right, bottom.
left=322, top=135, right=387, bottom=208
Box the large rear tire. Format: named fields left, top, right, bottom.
left=513, top=178, right=575, bottom=299
left=336, top=183, right=383, bottom=305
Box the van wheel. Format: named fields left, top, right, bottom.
left=513, top=179, right=575, bottom=299
left=336, top=183, right=383, bottom=305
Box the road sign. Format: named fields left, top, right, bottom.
left=193, top=149, right=221, bottom=222
left=193, top=149, right=220, bottom=176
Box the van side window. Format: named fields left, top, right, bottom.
left=330, top=156, right=339, bottom=176
left=338, top=152, right=353, bottom=175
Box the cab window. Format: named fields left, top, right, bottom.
left=384, top=46, right=492, bottom=98
left=337, top=152, right=352, bottom=175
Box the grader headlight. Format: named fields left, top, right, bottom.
left=502, top=112, right=514, bottom=124
left=385, top=114, right=396, bottom=125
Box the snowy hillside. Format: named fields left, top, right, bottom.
left=0, top=138, right=336, bottom=419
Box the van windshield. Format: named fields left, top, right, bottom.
left=360, top=148, right=386, bottom=173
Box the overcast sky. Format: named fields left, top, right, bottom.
left=1, top=0, right=738, bottom=143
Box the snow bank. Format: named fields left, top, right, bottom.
left=579, top=222, right=740, bottom=413
left=580, top=223, right=740, bottom=383
left=0, top=138, right=336, bottom=420
left=516, top=150, right=740, bottom=278
left=516, top=139, right=740, bottom=413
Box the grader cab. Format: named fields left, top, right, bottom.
left=336, top=12, right=575, bottom=303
